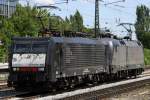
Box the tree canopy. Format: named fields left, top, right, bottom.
left=135, top=5, right=150, bottom=48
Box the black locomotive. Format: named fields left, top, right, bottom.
left=8, top=37, right=144, bottom=89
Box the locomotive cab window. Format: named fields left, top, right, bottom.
left=14, top=43, right=31, bottom=52
left=32, top=44, right=48, bottom=53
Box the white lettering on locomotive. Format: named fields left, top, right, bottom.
left=12, top=54, right=46, bottom=67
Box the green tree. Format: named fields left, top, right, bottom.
left=135, top=5, right=150, bottom=48
left=0, top=18, right=14, bottom=61
left=63, top=17, right=71, bottom=31
left=70, top=10, right=84, bottom=32
left=10, top=5, right=40, bottom=36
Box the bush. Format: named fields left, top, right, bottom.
left=144, top=48, right=150, bottom=65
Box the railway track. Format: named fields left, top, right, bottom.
left=6, top=74, right=150, bottom=99
left=0, top=69, right=150, bottom=99
left=0, top=89, right=30, bottom=100
left=36, top=76, right=150, bottom=100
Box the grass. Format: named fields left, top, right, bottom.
left=144, top=48, right=150, bottom=65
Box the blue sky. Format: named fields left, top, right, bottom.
left=20, top=0, right=150, bottom=38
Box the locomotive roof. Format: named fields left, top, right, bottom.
left=51, top=37, right=98, bottom=45
left=51, top=37, right=142, bottom=47
left=12, top=37, right=50, bottom=41
left=51, top=37, right=122, bottom=46
left=12, top=37, right=142, bottom=47
left=124, top=40, right=141, bottom=47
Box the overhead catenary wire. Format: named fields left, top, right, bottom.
left=136, top=0, right=141, bottom=5
left=56, top=5, right=131, bottom=25
left=57, top=0, right=135, bottom=17
left=35, top=0, right=143, bottom=31
left=51, top=0, right=137, bottom=30
left=78, top=0, right=135, bottom=16
left=32, top=0, right=135, bottom=20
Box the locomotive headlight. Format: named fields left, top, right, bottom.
left=16, top=68, right=19, bottom=71
left=13, top=68, right=17, bottom=71
left=38, top=68, right=44, bottom=71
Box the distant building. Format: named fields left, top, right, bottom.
left=0, top=0, right=19, bottom=17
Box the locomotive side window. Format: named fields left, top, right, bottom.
left=120, top=40, right=125, bottom=45
left=15, top=44, right=30, bottom=52
left=137, top=41, right=142, bottom=46
left=32, top=44, right=47, bottom=53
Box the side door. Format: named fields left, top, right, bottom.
left=55, top=44, right=63, bottom=78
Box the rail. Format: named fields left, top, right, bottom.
left=37, top=76, right=150, bottom=100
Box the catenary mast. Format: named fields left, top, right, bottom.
left=95, top=0, right=100, bottom=38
